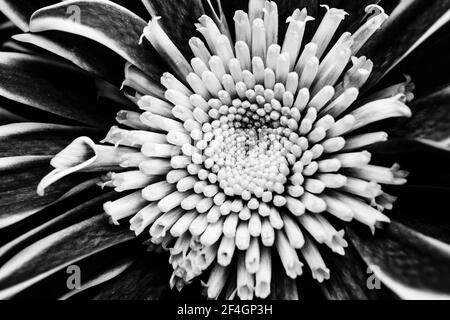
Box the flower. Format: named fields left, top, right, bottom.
left=0, top=0, right=449, bottom=300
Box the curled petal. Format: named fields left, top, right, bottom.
left=349, top=94, right=412, bottom=132
left=38, top=137, right=138, bottom=195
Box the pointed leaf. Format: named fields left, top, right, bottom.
left=13, top=31, right=126, bottom=86
left=369, top=139, right=450, bottom=188
left=392, top=86, right=450, bottom=142
left=60, top=254, right=135, bottom=300
left=388, top=185, right=450, bottom=245
left=0, top=214, right=134, bottom=299
left=0, top=20, right=20, bottom=42
left=348, top=222, right=450, bottom=299
left=0, top=122, right=100, bottom=157
left=389, top=20, right=450, bottom=97
left=0, top=190, right=118, bottom=263
left=0, top=0, right=58, bottom=31
left=0, top=155, right=95, bottom=230
left=3, top=240, right=138, bottom=299
left=110, top=0, right=150, bottom=20
left=93, top=252, right=171, bottom=300
left=319, top=245, right=395, bottom=300
left=30, top=0, right=165, bottom=80
left=361, top=0, right=450, bottom=89
left=0, top=52, right=118, bottom=127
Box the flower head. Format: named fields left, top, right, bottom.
left=35, top=1, right=414, bottom=300
left=1, top=0, right=450, bottom=301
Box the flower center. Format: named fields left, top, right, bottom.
left=205, top=88, right=298, bottom=201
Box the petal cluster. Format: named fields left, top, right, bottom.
left=39, top=1, right=413, bottom=300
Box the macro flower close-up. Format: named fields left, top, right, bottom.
left=0, top=0, right=449, bottom=301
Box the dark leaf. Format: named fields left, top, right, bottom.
left=0, top=20, right=19, bottom=42
left=0, top=0, right=58, bottom=31
left=13, top=31, right=126, bottom=86
left=361, top=0, right=450, bottom=90
left=0, top=122, right=101, bottom=157
left=30, top=0, right=165, bottom=81
left=0, top=189, right=119, bottom=263
left=392, top=86, right=450, bottom=142
left=348, top=221, right=450, bottom=299
left=93, top=252, right=171, bottom=300
left=60, top=253, right=135, bottom=300
left=0, top=155, right=97, bottom=230
left=0, top=214, right=135, bottom=299
left=110, top=0, right=150, bottom=20
left=389, top=185, right=450, bottom=245
left=0, top=52, right=119, bottom=127
left=7, top=240, right=138, bottom=299
left=320, top=244, right=396, bottom=299
left=369, top=139, right=450, bottom=188
left=390, top=18, right=450, bottom=97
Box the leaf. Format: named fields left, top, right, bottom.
left=392, top=86, right=450, bottom=143
left=0, top=189, right=118, bottom=263
left=0, top=20, right=19, bottom=43
left=389, top=19, right=450, bottom=97
left=319, top=245, right=395, bottom=299
left=0, top=0, right=58, bottom=31
left=0, top=155, right=96, bottom=230
left=0, top=213, right=135, bottom=299
left=110, top=0, right=150, bottom=20
left=0, top=122, right=100, bottom=157
left=29, top=0, right=165, bottom=80
left=361, top=0, right=450, bottom=89
left=369, top=138, right=450, bottom=188
left=0, top=0, right=151, bottom=31
left=13, top=31, right=126, bottom=86
left=348, top=221, right=450, bottom=299
left=388, top=185, right=450, bottom=245
left=93, top=252, right=171, bottom=300
left=59, top=254, right=135, bottom=300
left=0, top=52, right=119, bottom=127
left=0, top=105, right=29, bottom=124
left=4, top=240, right=138, bottom=299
